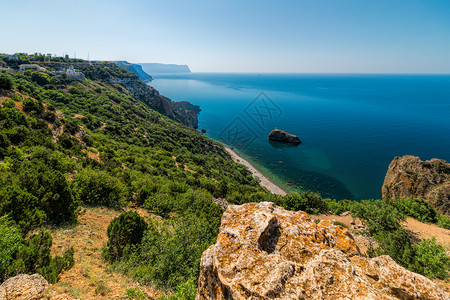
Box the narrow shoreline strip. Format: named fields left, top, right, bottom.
left=225, top=147, right=287, bottom=196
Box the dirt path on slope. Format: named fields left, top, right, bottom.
left=49, top=207, right=161, bottom=299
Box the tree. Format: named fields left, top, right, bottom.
left=0, top=74, right=13, bottom=90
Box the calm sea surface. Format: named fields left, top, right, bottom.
left=149, top=73, right=450, bottom=200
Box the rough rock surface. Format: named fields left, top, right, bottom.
left=268, top=129, right=301, bottom=144
left=196, top=202, right=446, bottom=300
left=382, top=155, right=450, bottom=215
left=0, top=274, right=74, bottom=300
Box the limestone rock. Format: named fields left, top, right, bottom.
left=196, top=202, right=446, bottom=300
left=0, top=274, right=75, bottom=300
left=382, top=155, right=450, bottom=215
left=268, top=129, right=301, bottom=144
left=0, top=274, right=48, bottom=300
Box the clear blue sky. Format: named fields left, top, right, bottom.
left=2, top=0, right=450, bottom=73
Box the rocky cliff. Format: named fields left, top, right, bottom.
left=196, top=202, right=446, bottom=299
left=111, top=77, right=200, bottom=129
left=382, top=155, right=450, bottom=215
left=40, top=61, right=200, bottom=129
left=112, top=61, right=153, bottom=82
left=0, top=274, right=74, bottom=299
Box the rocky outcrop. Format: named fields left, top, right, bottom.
left=196, top=202, right=446, bottom=299
left=269, top=129, right=301, bottom=144
left=112, top=61, right=153, bottom=82
left=382, top=155, right=450, bottom=215
left=0, top=274, right=74, bottom=300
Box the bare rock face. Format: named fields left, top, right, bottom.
left=382, top=155, right=450, bottom=215
left=0, top=274, right=48, bottom=300
left=196, top=202, right=446, bottom=300
left=115, top=77, right=201, bottom=129
left=0, top=274, right=75, bottom=300
left=268, top=129, right=301, bottom=144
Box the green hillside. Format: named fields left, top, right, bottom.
left=0, top=55, right=286, bottom=288
left=1, top=55, right=448, bottom=297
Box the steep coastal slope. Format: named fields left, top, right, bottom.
left=382, top=155, right=450, bottom=215
left=0, top=54, right=448, bottom=298
left=37, top=60, right=199, bottom=128
left=0, top=55, right=275, bottom=296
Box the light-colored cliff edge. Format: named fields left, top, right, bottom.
left=196, top=202, right=447, bottom=299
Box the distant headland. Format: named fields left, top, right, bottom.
left=139, top=63, right=191, bottom=74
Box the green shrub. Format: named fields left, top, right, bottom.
left=0, top=218, right=74, bottom=283
left=437, top=214, right=450, bottom=229
left=279, top=191, right=327, bottom=214
left=71, top=168, right=128, bottom=208
left=63, top=118, right=79, bottom=134
left=334, top=221, right=348, bottom=228
left=126, top=287, right=147, bottom=299
left=2, top=155, right=79, bottom=226
left=11, top=93, right=22, bottom=102
left=124, top=210, right=220, bottom=290
left=326, top=199, right=354, bottom=215
left=392, top=198, right=438, bottom=223
left=411, top=238, right=449, bottom=279
left=350, top=199, right=449, bottom=280
left=0, top=217, right=22, bottom=282
left=103, top=211, right=147, bottom=262
left=95, top=279, right=111, bottom=295
left=158, top=277, right=197, bottom=300
left=0, top=74, right=13, bottom=90
left=22, top=98, right=44, bottom=115
left=0, top=185, right=46, bottom=233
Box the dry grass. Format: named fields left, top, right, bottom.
left=48, top=206, right=162, bottom=299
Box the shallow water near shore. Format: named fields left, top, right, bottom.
left=149, top=73, right=450, bottom=200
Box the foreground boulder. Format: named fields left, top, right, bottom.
left=268, top=129, right=301, bottom=144
left=0, top=274, right=74, bottom=300
left=382, top=155, right=450, bottom=215
left=196, top=202, right=446, bottom=299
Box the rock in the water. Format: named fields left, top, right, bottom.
left=382, top=155, right=450, bottom=215
left=268, top=129, right=301, bottom=144
left=0, top=274, right=75, bottom=300
left=196, top=202, right=446, bottom=300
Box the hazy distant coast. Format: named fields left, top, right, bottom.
left=139, top=63, right=191, bottom=74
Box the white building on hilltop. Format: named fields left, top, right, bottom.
left=19, top=64, right=46, bottom=72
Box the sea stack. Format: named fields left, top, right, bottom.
left=269, top=129, right=301, bottom=144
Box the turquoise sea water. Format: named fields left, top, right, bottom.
left=149, top=73, right=450, bottom=200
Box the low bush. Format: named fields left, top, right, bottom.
left=348, top=199, right=449, bottom=279
left=0, top=74, right=13, bottom=90
left=391, top=198, right=438, bottom=223
left=71, top=168, right=128, bottom=208
left=103, top=211, right=147, bottom=262
left=279, top=191, right=327, bottom=214
left=0, top=217, right=74, bottom=283
left=410, top=238, right=449, bottom=279
left=437, top=214, right=450, bottom=229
